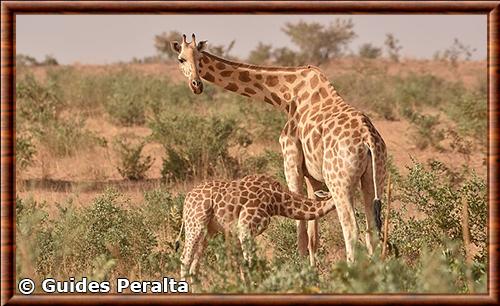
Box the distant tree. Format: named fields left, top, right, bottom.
left=16, top=54, right=39, bottom=66
left=358, top=43, right=382, bottom=59
left=282, top=19, right=356, bottom=65
left=154, top=31, right=182, bottom=60
left=384, top=33, right=403, bottom=62
left=16, top=54, right=58, bottom=66
left=42, top=55, right=58, bottom=66
left=440, top=38, right=477, bottom=67
left=130, top=55, right=162, bottom=64
left=272, top=47, right=303, bottom=66
left=247, top=42, right=273, bottom=65
left=432, top=51, right=442, bottom=61
left=209, top=40, right=236, bottom=59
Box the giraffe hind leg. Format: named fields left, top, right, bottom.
left=305, top=175, right=324, bottom=266
left=189, top=234, right=207, bottom=276
left=180, top=225, right=205, bottom=280
left=361, top=163, right=380, bottom=255
left=189, top=219, right=218, bottom=275
left=237, top=222, right=254, bottom=266
left=325, top=180, right=358, bottom=263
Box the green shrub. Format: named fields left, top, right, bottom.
left=105, top=73, right=148, bottom=126
left=16, top=190, right=158, bottom=279
left=39, top=119, right=106, bottom=157
left=263, top=218, right=298, bottom=262
left=150, top=113, right=246, bottom=181
left=16, top=73, right=62, bottom=129
left=445, top=89, right=487, bottom=145
left=105, top=71, right=202, bottom=126
left=16, top=72, right=105, bottom=157
left=333, top=68, right=398, bottom=121
left=394, top=73, right=465, bottom=111
left=16, top=197, right=54, bottom=279
left=241, top=150, right=285, bottom=183
left=334, top=69, right=481, bottom=134
left=51, top=190, right=157, bottom=276
left=46, top=67, right=114, bottom=115
left=16, top=134, right=36, bottom=170
left=81, top=190, right=157, bottom=266
left=391, top=160, right=487, bottom=264
left=114, top=138, right=153, bottom=180
left=324, top=244, right=483, bottom=293
left=238, top=103, right=287, bottom=140
left=407, top=112, right=445, bottom=150
left=141, top=189, right=183, bottom=232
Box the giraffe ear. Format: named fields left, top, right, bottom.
left=170, top=41, right=181, bottom=54
left=197, top=40, right=208, bottom=52
left=314, top=190, right=331, bottom=199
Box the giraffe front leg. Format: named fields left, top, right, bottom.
left=279, top=124, right=307, bottom=256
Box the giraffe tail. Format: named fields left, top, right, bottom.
left=367, top=144, right=382, bottom=234
left=174, top=221, right=184, bottom=252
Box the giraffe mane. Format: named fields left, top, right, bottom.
left=201, top=51, right=315, bottom=72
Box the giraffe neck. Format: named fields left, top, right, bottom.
left=273, top=189, right=335, bottom=220
left=198, top=51, right=342, bottom=113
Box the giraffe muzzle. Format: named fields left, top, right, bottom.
left=190, top=79, right=203, bottom=94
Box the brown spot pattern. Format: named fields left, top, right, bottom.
left=311, top=92, right=320, bottom=103
left=245, top=87, right=257, bottom=95
left=293, top=80, right=305, bottom=93
left=310, top=75, right=319, bottom=88
left=284, top=74, right=297, bottom=83
left=203, top=72, right=215, bottom=82
left=319, top=87, right=329, bottom=98
left=265, top=75, right=279, bottom=87
left=215, top=62, right=226, bottom=70
left=239, top=71, right=251, bottom=82
left=225, top=83, right=239, bottom=92
left=270, top=92, right=281, bottom=104
left=254, top=82, right=264, bottom=90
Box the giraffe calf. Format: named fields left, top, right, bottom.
left=176, top=174, right=335, bottom=279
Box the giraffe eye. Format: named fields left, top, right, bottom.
left=178, top=58, right=186, bottom=63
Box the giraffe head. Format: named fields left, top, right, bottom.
left=170, top=33, right=208, bottom=94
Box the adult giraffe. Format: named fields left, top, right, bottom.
left=170, top=34, right=387, bottom=264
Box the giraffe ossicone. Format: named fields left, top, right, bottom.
left=176, top=174, right=336, bottom=279
left=171, top=33, right=387, bottom=264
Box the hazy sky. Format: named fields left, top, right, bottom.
left=16, top=15, right=486, bottom=64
